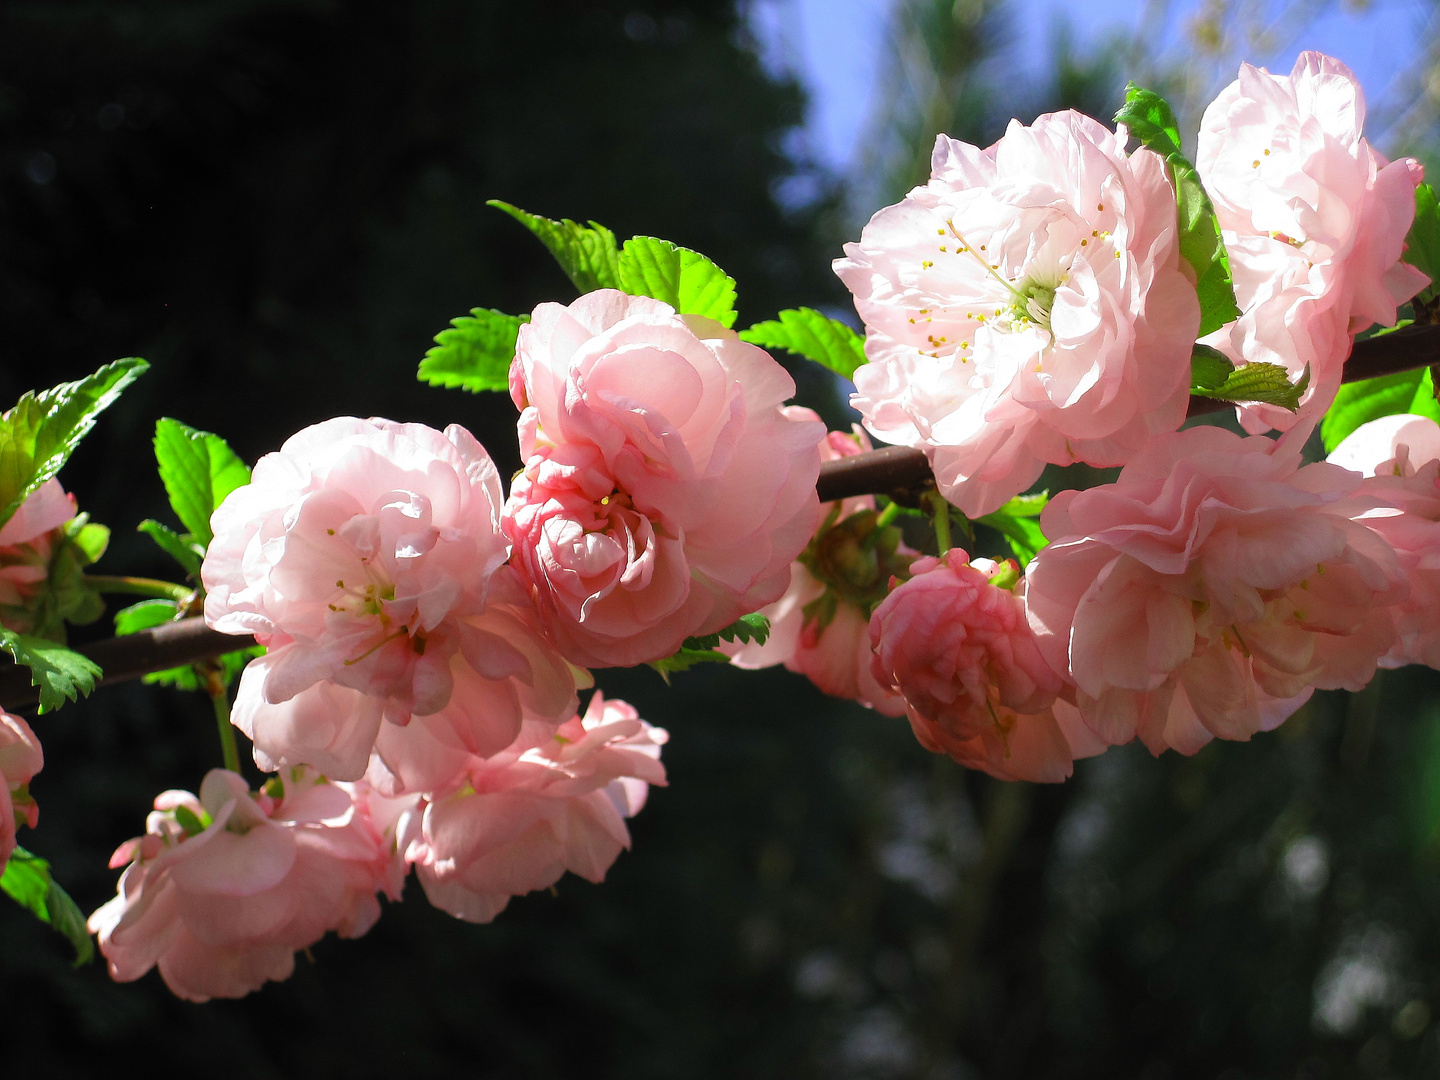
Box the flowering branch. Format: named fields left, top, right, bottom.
left=1, top=324, right=1435, bottom=712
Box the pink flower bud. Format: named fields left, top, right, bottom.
left=869, top=550, right=1091, bottom=781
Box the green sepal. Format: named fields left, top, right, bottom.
left=0, top=358, right=148, bottom=532
left=1320, top=367, right=1440, bottom=452
left=739, top=308, right=868, bottom=380
left=0, top=846, right=94, bottom=967
left=1189, top=361, right=1309, bottom=410
left=137, top=519, right=204, bottom=580
left=172, top=805, right=208, bottom=838
left=0, top=628, right=100, bottom=713
left=648, top=646, right=731, bottom=678
left=616, top=236, right=738, bottom=327
left=975, top=492, right=1049, bottom=566
left=1115, top=85, right=1241, bottom=336
left=487, top=201, right=621, bottom=292
left=153, top=419, right=251, bottom=550
left=418, top=308, right=529, bottom=394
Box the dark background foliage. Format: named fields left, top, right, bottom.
left=2, top=2, right=1439, bottom=1077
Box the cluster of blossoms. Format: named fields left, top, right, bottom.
left=15, top=48, right=1436, bottom=1002
left=84, top=293, right=819, bottom=999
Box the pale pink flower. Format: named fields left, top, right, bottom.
left=868, top=550, right=1098, bottom=782
left=1329, top=414, right=1440, bottom=669
left=204, top=418, right=581, bottom=780
left=504, top=290, right=824, bottom=667
left=0, top=711, right=42, bottom=868
left=724, top=412, right=908, bottom=715
left=1197, top=52, right=1429, bottom=433
left=399, top=693, right=667, bottom=923
left=0, top=479, right=79, bottom=632
left=89, top=768, right=408, bottom=1003
left=1026, top=425, right=1404, bottom=755
left=836, top=112, right=1201, bottom=517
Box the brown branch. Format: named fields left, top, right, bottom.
left=0, top=620, right=256, bottom=712
left=6, top=324, right=1439, bottom=711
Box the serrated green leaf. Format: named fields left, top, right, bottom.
left=1320, top=367, right=1440, bottom=452
left=1405, top=183, right=1440, bottom=308
left=487, top=200, right=621, bottom=292
left=1190, top=361, right=1309, bottom=410
left=0, top=358, right=148, bottom=532
left=682, top=613, right=772, bottom=652
left=976, top=491, right=1050, bottom=566
left=138, top=519, right=204, bottom=579
left=114, top=598, right=180, bottom=635
left=154, top=419, right=251, bottom=550
left=1190, top=343, right=1235, bottom=391
left=1116, top=86, right=1240, bottom=336
left=740, top=308, right=868, bottom=380
left=616, top=237, right=738, bottom=328
left=0, top=628, right=101, bottom=713
left=1, top=846, right=94, bottom=966
left=648, top=647, right=730, bottom=677
left=417, top=308, right=528, bottom=394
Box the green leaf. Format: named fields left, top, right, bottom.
left=1115, top=86, right=1240, bottom=336
left=1405, top=183, right=1440, bottom=308
left=114, top=598, right=180, bottom=635
left=976, top=492, right=1050, bottom=566
left=682, top=613, right=772, bottom=652
left=1190, top=343, right=1235, bottom=391
left=487, top=201, right=621, bottom=292
left=616, top=237, right=738, bottom=328
left=1190, top=361, right=1309, bottom=410
left=154, top=419, right=251, bottom=550
left=0, top=628, right=101, bottom=713
left=1320, top=367, right=1440, bottom=452
left=648, top=647, right=731, bottom=677
left=1, top=846, right=95, bottom=966
left=740, top=308, right=868, bottom=380
left=138, top=519, right=204, bottom=579
left=418, top=308, right=528, bottom=394
left=0, top=358, right=148, bottom=532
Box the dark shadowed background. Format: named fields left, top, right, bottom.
left=3, top=2, right=1440, bottom=1078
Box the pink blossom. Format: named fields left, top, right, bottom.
left=1026, top=425, right=1404, bottom=755
left=836, top=112, right=1201, bottom=517
left=204, top=418, right=581, bottom=780
left=0, top=711, right=42, bottom=868
left=1197, top=52, right=1429, bottom=433
left=1329, top=414, right=1440, bottom=669
left=89, top=768, right=410, bottom=1002
left=868, top=550, right=1097, bottom=782
left=0, top=479, right=79, bottom=632
left=398, top=693, right=667, bottom=923
left=503, top=291, right=824, bottom=667
left=724, top=412, right=908, bottom=715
